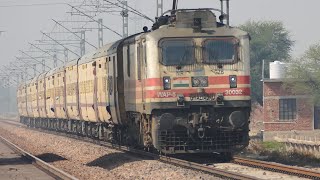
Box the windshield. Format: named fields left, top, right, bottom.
left=203, top=39, right=237, bottom=64
left=161, top=40, right=195, bottom=66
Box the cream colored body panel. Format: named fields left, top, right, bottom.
left=84, top=61, right=97, bottom=122
left=65, top=63, right=80, bottom=120
left=26, top=82, right=33, bottom=118
left=123, top=44, right=138, bottom=112
left=78, top=63, right=89, bottom=121
left=17, top=85, right=23, bottom=116
left=20, top=86, right=28, bottom=117
left=45, top=70, right=56, bottom=119
left=54, top=68, right=67, bottom=119
left=38, top=73, right=47, bottom=119
left=96, top=57, right=110, bottom=121
left=30, top=78, right=39, bottom=118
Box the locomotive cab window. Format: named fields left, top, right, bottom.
left=203, top=38, right=238, bottom=64
left=160, top=39, right=195, bottom=66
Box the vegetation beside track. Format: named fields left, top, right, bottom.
left=242, top=140, right=320, bottom=169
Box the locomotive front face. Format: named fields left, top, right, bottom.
left=144, top=10, right=251, bottom=154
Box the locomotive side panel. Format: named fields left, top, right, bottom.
left=134, top=40, right=148, bottom=113
left=123, top=43, right=138, bottom=112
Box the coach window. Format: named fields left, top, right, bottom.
left=279, top=99, right=297, bottom=121
left=160, top=39, right=195, bottom=66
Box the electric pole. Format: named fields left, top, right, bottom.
left=121, top=1, right=129, bottom=38
left=156, top=0, right=164, bottom=18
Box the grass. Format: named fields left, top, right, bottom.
left=261, top=141, right=285, bottom=152
left=244, top=140, right=320, bottom=168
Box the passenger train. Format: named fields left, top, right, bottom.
left=17, top=0, right=251, bottom=158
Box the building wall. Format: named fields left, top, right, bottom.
left=263, top=81, right=313, bottom=131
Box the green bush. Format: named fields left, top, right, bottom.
left=261, top=141, right=285, bottom=151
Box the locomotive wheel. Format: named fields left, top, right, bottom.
left=220, top=152, right=234, bottom=162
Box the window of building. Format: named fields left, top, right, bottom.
left=279, top=99, right=297, bottom=121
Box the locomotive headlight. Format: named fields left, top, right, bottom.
left=163, top=76, right=171, bottom=90
left=229, top=75, right=237, bottom=88
left=192, top=78, right=200, bottom=87
left=192, top=77, right=208, bottom=87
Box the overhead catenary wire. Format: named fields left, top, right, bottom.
left=52, top=19, right=97, bottom=49
left=67, top=4, right=122, bottom=37
left=29, top=43, right=65, bottom=63
left=0, top=2, right=68, bottom=8
left=104, top=0, right=154, bottom=23
left=41, top=31, right=81, bottom=57
left=19, top=50, right=52, bottom=69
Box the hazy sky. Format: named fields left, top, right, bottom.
left=0, top=0, right=319, bottom=69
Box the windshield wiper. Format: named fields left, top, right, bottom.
left=176, top=47, right=190, bottom=69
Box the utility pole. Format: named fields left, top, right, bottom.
left=33, top=64, right=37, bottom=77
left=156, top=0, right=163, bottom=18
left=98, top=19, right=104, bottom=48
left=42, top=59, right=46, bottom=73
left=80, top=30, right=86, bottom=56
left=64, top=48, right=69, bottom=63
left=53, top=50, right=58, bottom=68
left=121, top=1, right=129, bottom=38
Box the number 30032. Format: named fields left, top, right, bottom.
left=225, top=89, right=243, bottom=95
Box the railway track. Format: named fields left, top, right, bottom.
left=0, top=134, right=78, bottom=180
left=3, top=119, right=319, bottom=180
left=0, top=119, right=258, bottom=180
left=233, top=157, right=320, bottom=179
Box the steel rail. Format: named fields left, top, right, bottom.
left=0, top=119, right=259, bottom=180
left=233, top=157, right=320, bottom=179
left=0, top=135, right=78, bottom=180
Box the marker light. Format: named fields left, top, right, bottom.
left=229, top=75, right=237, bottom=88
left=163, top=76, right=171, bottom=90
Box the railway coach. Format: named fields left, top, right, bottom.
left=17, top=0, right=251, bottom=158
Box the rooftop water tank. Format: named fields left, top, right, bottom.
left=270, top=61, right=287, bottom=79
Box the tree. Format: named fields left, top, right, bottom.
left=239, top=21, right=294, bottom=104
left=284, top=43, right=320, bottom=105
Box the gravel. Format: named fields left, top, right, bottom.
left=0, top=121, right=316, bottom=180
left=0, top=122, right=220, bottom=180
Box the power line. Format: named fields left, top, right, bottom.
left=0, top=3, right=68, bottom=8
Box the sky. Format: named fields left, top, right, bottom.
left=0, top=0, right=319, bottom=71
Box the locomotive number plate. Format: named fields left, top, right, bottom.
left=190, top=93, right=215, bottom=101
